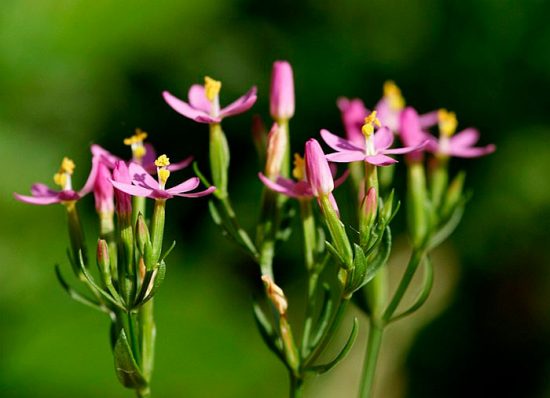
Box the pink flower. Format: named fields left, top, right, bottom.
left=92, top=161, right=114, bottom=214
left=426, top=110, right=496, bottom=158
left=321, top=112, right=426, bottom=166
left=163, top=76, right=257, bottom=124
left=91, top=143, right=192, bottom=175
left=111, top=155, right=215, bottom=200
left=399, top=107, right=432, bottom=162
left=337, top=97, right=369, bottom=147
left=112, top=161, right=132, bottom=215
left=305, top=139, right=334, bottom=196
left=270, top=61, right=295, bottom=120
left=14, top=157, right=92, bottom=205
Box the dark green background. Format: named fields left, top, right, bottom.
left=1, top=0, right=549, bottom=397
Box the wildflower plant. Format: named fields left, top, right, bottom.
left=15, top=60, right=494, bottom=398
left=14, top=131, right=213, bottom=398
left=164, top=61, right=494, bottom=397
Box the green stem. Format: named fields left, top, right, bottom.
left=407, top=162, right=429, bottom=248
left=66, top=201, right=87, bottom=271
left=382, top=248, right=425, bottom=322
left=132, top=196, right=146, bottom=227
left=289, top=374, right=304, bottom=398
left=99, top=212, right=119, bottom=284
left=136, top=387, right=151, bottom=398
left=319, top=195, right=353, bottom=268
left=150, top=200, right=166, bottom=263
left=358, top=322, right=384, bottom=398
left=301, top=272, right=319, bottom=357
left=429, top=157, right=449, bottom=211
left=139, top=298, right=156, bottom=382
left=299, top=200, right=316, bottom=271
left=209, top=123, right=230, bottom=198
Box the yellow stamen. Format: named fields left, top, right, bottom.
left=362, top=111, right=381, bottom=137
left=53, top=172, right=67, bottom=188
left=60, top=157, right=75, bottom=174
left=133, top=146, right=146, bottom=160
left=292, top=153, right=305, bottom=181
left=158, top=168, right=171, bottom=186
left=123, top=128, right=148, bottom=146
left=204, top=76, right=222, bottom=102
left=438, top=109, right=458, bottom=137
left=383, top=80, right=405, bottom=110
left=154, top=154, right=170, bottom=168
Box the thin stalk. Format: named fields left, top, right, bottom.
left=358, top=322, right=384, bottom=398
left=99, top=211, right=118, bottom=283
left=150, top=200, right=166, bottom=262
left=132, top=196, right=146, bottom=227
left=429, top=157, right=449, bottom=211
left=382, top=248, right=425, bottom=322
left=139, top=299, right=156, bottom=382
left=289, top=374, right=304, bottom=398
left=136, top=387, right=151, bottom=398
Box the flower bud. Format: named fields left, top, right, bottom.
left=251, top=114, right=267, bottom=162
left=112, top=161, right=132, bottom=216
left=270, top=61, right=294, bottom=120
left=381, top=189, right=395, bottom=223
left=361, top=187, right=377, bottom=228
left=305, top=139, right=333, bottom=197
left=264, top=123, right=288, bottom=180
left=261, top=275, right=288, bottom=315
left=96, top=239, right=111, bottom=281
left=135, top=213, right=151, bottom=255
left=94, top=161, right=114, bottom=215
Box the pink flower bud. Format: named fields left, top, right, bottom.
left=270, top=60, right=295, bottom=120
left=362, top=187, right=377, bottom=225
left=305, top=139, right=334, bottom=197
left=112, top=161, right=132, bottom=215
left=337, top=97, right=369, bottom=147
left=264, top=123, right=288, bottom=179
left=399, top=107, right=426, bottom=162
left=93, top=161, right=114, bottom=214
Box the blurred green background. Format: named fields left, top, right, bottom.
left=1, top=0, right=549, bottom=397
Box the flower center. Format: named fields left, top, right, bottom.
left=155, top=154, right=171, bottom=189
left=204, top=76, right=221, bottom=117
left=383, top=80, right=405, bottom=111
left=292, top=153, right=306, bottom=181
left=438, top=109, right=457, bottom=137
left=53, top=157, right=75, bottom=190
left=123, top=128, right=148, bottom=163
left=362, top=111, right=381, bottom=156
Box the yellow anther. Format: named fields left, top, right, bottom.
left=438, top=109, right=458, bottom=137
left=204, top=76, right=222, bottom=102
left=154, top=154, right=170, bottom=168
left=383, top=80, right=405, bottom=110
left=123, top=128, right=148, bottom=146
left=158, top=168, right=171, bottom=186
left=60, top=157, right=75, bottom=175
left=53, top=172, right=67, bottom=188
left=362, top=111, right=381, bottom=137
left=133, top=146, right=146, bottom=160
left=292, top=153, right=305, bottom=181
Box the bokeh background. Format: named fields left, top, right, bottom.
left=1, top=0, right=549, bottom=397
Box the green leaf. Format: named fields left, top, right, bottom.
left=307, top=317, right=359, bottom=374
left=309, top=284, right=334, bottom=350
left=364, top=227, right=392, bottom=284
left=252, top=299, right=285, bottom=364
left=325, top=241, right=345, bottom=266
left=159, top=240, right=176, bottom=262
left=114, top=329, right=147, bottom=389
left=389, top=256, right=434, bottom=323
left=141, top=260, right=167, bottom=305
left=428, top=203, right=464, bottom=250
left=54, top=265, right=107, bottom=313
left=346, top=244, right=368, bottom=294
left=208, top=200, right=223, bottom=226
left=192, top=161, right=213, bottom=188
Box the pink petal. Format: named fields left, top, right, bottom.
left=111, top=180, right=153, bottom=198
left=321, top=129, right=364, bottom=152
left=188, top=84, right=211, bottom=113
left=163, top=91, right=220, bottom=124
left=325, top=150, right=366, bottom=163
left=91, top=144, right=120, bottom=168
left=142, top=143, right=157, bottom=170
left=373, top=127, right=394, bottom=150
left=129, top=163, right=158, bottom=189
left=375, top=98, right=400, bottom=132
left=328, top=193, right=340, bottom=217
left=418, top=110, right=439, bottom=128
left=449, top=128, right=480, bottom=148
left=383, top=140, right=427, bottom=155
left=220, top=87, right=258, bottom=118
left=14, top=192, right=62, bottom=205
left=258, top=173, right=301, bottom=198
left=365, top=154, right=398, bottom=166
left=31, top=183, right=57, bottom=196
left=449, top=144, right=496, bottom=158
left=80, top=157, right=100, bottom=196
left=176, top=186, right=216, bottom=198
left=166, top=177, right=200, bottom=194
left=167, top=156, right=193, bottom=172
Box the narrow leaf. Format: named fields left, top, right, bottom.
left=114, top=329, right=148, bottom=389
left=54, top=265, right=107, bottom=313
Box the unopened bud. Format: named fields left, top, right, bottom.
left=264, top=123, right=288, bottom=180
left=138, top=257, right=146, bottom=282
left=270, top=60, right=295, bottom=120
left=251, top=114, right=267, bottom=162
left=261, top=275, right=288, bottom=316
left=305, top=139, right=334, bottom=197
left=362, top=187, right=377, bottom=227
left=96, top=239, right=111, bottom=280
left=381, top=189, right=395, bottom=223
left=135, top=213, right=151, bottom=255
